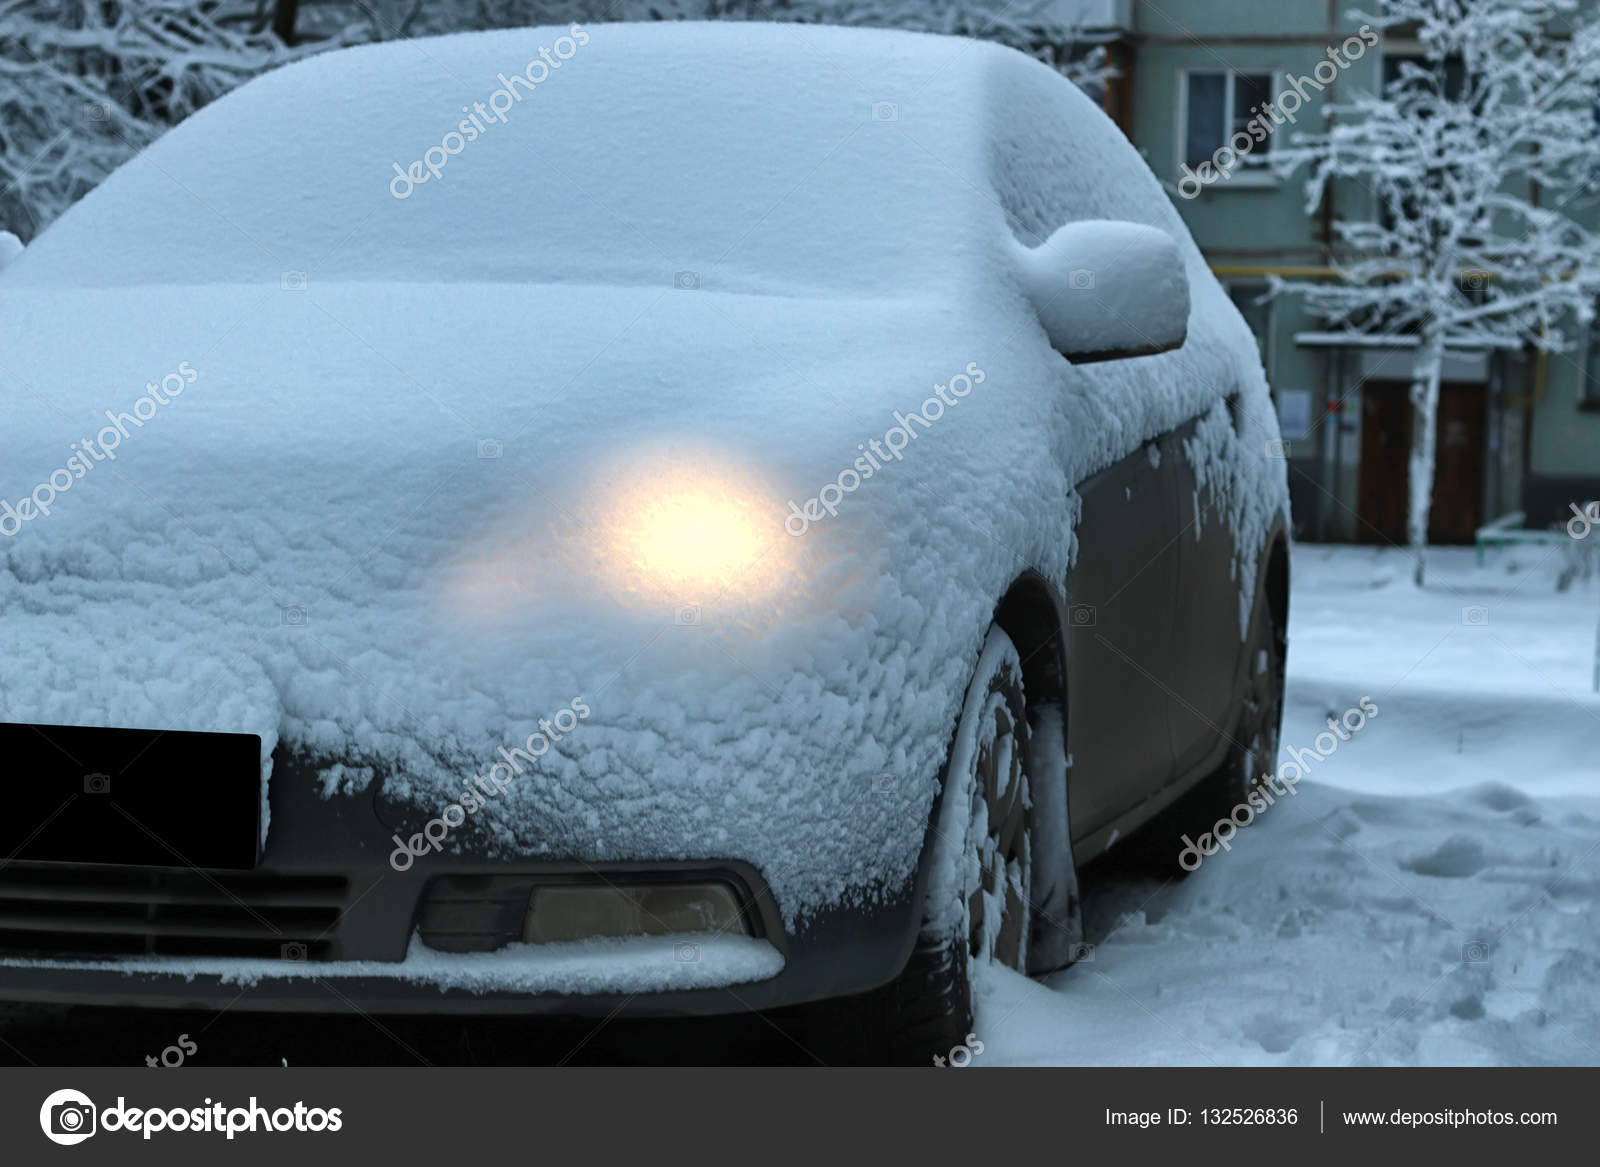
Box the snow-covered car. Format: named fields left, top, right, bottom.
left=0, top=22, right=1288, bottom=1059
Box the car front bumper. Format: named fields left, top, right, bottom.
left=0, top=752, right=925, bottom=1016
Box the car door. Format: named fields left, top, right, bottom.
left=1065, top=434, right=1182, bottom=842
left=1167, top=412, right=1249, bottom=777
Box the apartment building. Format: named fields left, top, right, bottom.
left=1062, top=0, right=1599, bottom=542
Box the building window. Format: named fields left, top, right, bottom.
left=1381, top=53, right=1467, bottom=100
left=1584, top=309, right=1600, bottom=405
left=1227, top=280, right=1274, bottom=382
left=1183, top=70, right=1276, bottom=170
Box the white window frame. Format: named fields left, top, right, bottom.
left=1175, top=67, right=1283, bottom=189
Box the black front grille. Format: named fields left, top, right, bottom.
left=0, top=866, right=349, bottom=960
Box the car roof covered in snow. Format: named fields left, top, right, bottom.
left=6, top=22, right=1078, bottom=293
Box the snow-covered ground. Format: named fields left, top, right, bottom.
left=980, top=542, right=1600, bottom=1067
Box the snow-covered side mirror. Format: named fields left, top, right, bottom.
left=0, top=231, right=23, bottom=274
left=1014, top=221, right=1189, bottom=363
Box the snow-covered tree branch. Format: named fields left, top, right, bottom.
left=474, top=0, right=1116, bottom=90
left=1272, top=0, right=1600, bottom=584
left=0, top=1, right=326, bottom=238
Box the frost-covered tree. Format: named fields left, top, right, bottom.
left=1273, top=0, right=1600, bottom=584
left=474, top=0, right=1115, bottom=90
left=0, top=0, right=310, bottom=238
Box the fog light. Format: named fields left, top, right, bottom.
left=522, top=882, right=748, bottom=944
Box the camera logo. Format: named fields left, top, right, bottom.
left=1067, top=268, right=1095, bottom=290
left=83, top=772, right=111, bottom=794
left=40, top=1088, right=97, bottom=1145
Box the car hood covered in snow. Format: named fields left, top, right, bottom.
left=0, top=23, right=1286, bottom=924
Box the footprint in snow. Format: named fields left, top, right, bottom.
left=1349, top=799, right=1408, bottom=826
left=1243, top=1012, right=1304, bottom=1055
left=1467, top=782, right=1536, bottom=814
left=1322, top=807, right=1363, bottom=840
left=1540, top=950, right=1600, bottom=1017
left=1400, top=834, right=1488, bottom=878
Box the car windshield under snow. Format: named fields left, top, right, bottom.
left=12, top=25, right=989, bottom=295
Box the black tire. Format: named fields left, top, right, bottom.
left=839, top=626, right=1035, bottom=1065
left=1225, top=592, right=1288, bottom=809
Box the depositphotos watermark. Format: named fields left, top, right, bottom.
left=39, top=1089, right=342, bottom=1144
left=1177, top=25, right=1378, bottom=199
left=1178, top=696, right=1378, bottom=871
left=1, top=361, right=199, bottom=537
left=932, top=1032, right=985, bottom=1067
left=144, top=1033, right=197, bottom=1069
left=389, top=697, right=591, bottom=870
left=389, top=24, right=589, bottom=198
left=1567, top=500, right=1599, bottom=539
left=786, top=361, right=986, bottom=536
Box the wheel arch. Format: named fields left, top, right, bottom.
left=991, top=569, right=1069, bottom=718
left=906, top=570, right=1073, bottom=940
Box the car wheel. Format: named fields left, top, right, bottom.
left=844, top=625, right=1034, bottom=1065
left=1229, top=595, right=1287, bottom=807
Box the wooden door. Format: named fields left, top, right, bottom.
left=1358, top=382, right=1485, bottom=545
left=1430, top=384, right=1487, bottom=543
left=1358, top=384, right=1410, bottom=543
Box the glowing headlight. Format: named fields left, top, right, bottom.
left=593, top=458, right=801, bottom=606
left=443, top=457, right=799, bottom=619
left=608, top=482, right=769, bottom=593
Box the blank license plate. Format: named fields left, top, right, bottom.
left=0, top=723, right=261, bottom=869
